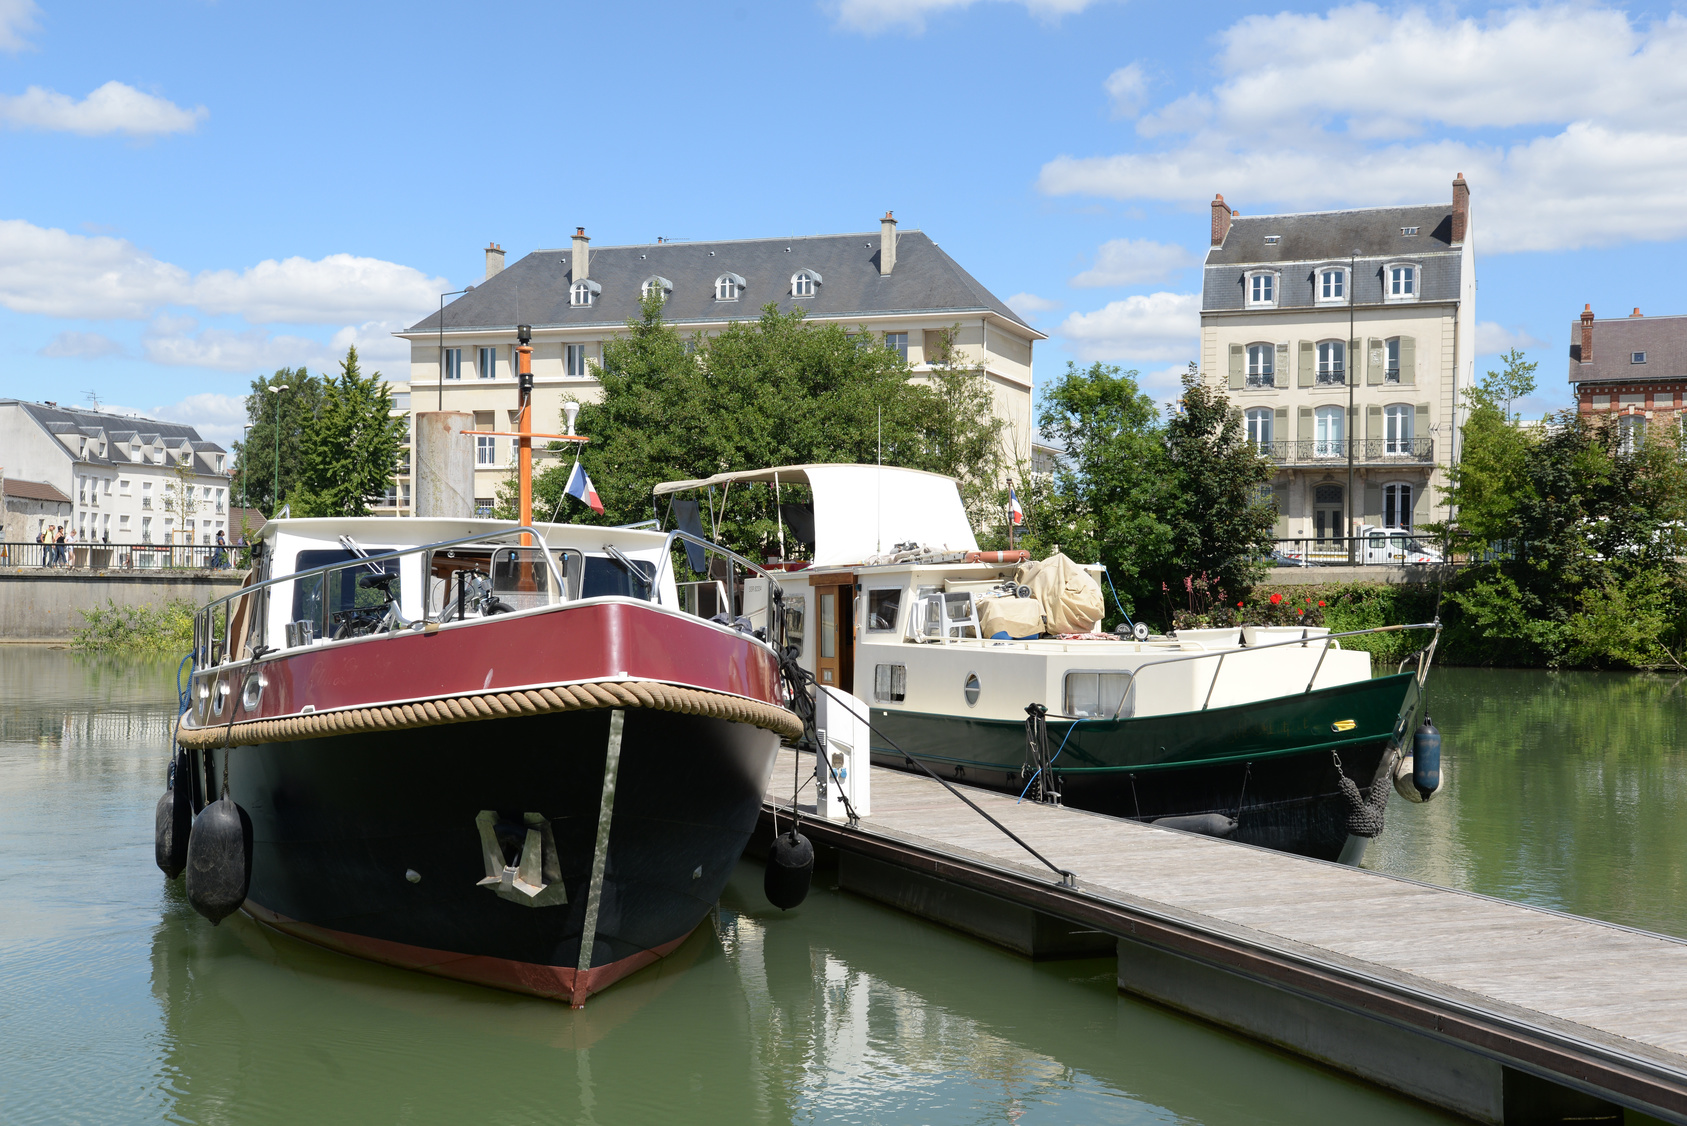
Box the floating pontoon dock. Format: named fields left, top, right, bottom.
left=761, top=749, right=1687, bottom=1125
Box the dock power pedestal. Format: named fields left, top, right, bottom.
left=816, top=685, right=871, bottom=820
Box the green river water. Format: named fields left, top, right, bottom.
left=2, top=648, right=1682, bottom=1125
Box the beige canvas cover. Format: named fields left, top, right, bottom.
left=1017, top=553, right=1105, bottom=635
left=978, top=595, right=1045, bottom=639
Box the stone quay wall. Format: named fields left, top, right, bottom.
left=0, top=571, right=245, bottom=642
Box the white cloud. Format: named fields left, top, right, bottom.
left=1103, top=63, right=1147, bottom=119
left=141, top=319, right=407, bottom=377
left=1475, top=321, right=1547, bottom=355
left=1138, top=363, right=1192, bottom=393
left=0, top=220, right=445, bottom=347
left=1069, top=238, right=1197, bottom=287
left=1057, top=291, right=1199, bottom=363
left=1037, top=4, right=1687, bottom=252
left=40, top=330, right=124, bottom=359
left=830, top=0, right=1100, bottom=33
left=0, top=81, right=206, bottom=137
left=1006, top=292, right=1060, bottom=317
left=0, top=0, right=37, bottom=52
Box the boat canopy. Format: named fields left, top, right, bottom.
left=653, top=463, right=979, bottom=567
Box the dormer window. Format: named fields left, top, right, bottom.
left=1246, top=270, right=1276, bottom=307
left=715, top=273, right=745, bottom=301
left=1401, top=227, right=1419, bottom=236
left=1318, top=267, right=1346, bottom=302
left=792, top=269, right=822, bottom=298
left=1386, top=264, right=1418, bottom=301
left=1632, top=351, right=1647, bottom=364
left=640, top=276, right=672, bottom=303
left=1263, top=235, right=1281, bottom=244
left=571, top=279, right=601, bottom=307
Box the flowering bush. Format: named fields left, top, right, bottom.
left=1168, top=573, right=1238, bottom=630
left=1235, top=591, right=1325, bottom=628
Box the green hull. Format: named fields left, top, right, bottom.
left=868, top=673, right=1421, bottom=860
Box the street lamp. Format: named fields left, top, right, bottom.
left=266, top=384, right=289, bottom=517
left=1347, top=249, right=1359, bottom=563
left=437, top=286, right=474, bottom=411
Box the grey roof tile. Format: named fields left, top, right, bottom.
left=1568, top=315, right=1687, bottom=385
left=405, top=230, right=1039, bottom=336
left=2, top=400, right=224, bottom=471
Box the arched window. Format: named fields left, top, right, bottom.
left=571, top=280, right=601, bottom=307
left=715, top=273, right=745, bottom=300
left=1246, top=343, right=1274, bottom=387
left=1246, top=270, right=1276, bottom=307
left=1314, top=405, right=1344, bottom=457
left=792, top=269, right=822, bottom=298
left=1245, top=407, right=1273, bottom=449
left=640, top=276, right=673, bottom=302
left=1316, top=340, right=1345, bottom=385
left=1318, top=266, right=1346, bottom=302
left=1383, top=483, right=1412, bottom=530
left=1384, top=404, right=1414, bottom=455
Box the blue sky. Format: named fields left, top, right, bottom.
left=1, top=0, right=1683, bottom=449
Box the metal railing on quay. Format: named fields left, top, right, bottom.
left=1270, top=532, right=1511, bottom=568
left=0, top=541, right=250, bottom=571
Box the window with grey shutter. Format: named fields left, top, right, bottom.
left=1228, top=343, right=1244, bottom=389
left=1367, top=338, right=1384, bottom=385
left=1273, top=482, right=1289, bottom=535
left=1364, top=482, right=1383, bottom=524
left=1298, top=341, right=1315, bottom=387
left=1399, top=336, right=1416, bottom=385
left=1367, top=404, right=1382, bottom=443
left=1415, top=403, right=1430, bottom=453
left=1274, top=342, right=1290, bottom=388
left=1273, top=406, right=1288, bottom=454
left=1349, top=338, right=1361, bottom=386
left=1413, top=480, right=1434, bottom=527
left=1297, top=406, right=1313, bottom=443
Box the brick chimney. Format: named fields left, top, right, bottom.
left=484, top=242, right=504, bottom=281
left=572, top=227, right=590, bottom=280
left=880, top=211, right=897, bottom=275
left=1630, top=307, right=1643, bottom=317
left=1211, top=194, right=1233, bottom=246
left=1580, top=304, right=1595, bottom=365
left=1451, top=173, right=1470, bottom=243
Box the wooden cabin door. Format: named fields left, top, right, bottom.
left=812, top=582, right=854, bottom=693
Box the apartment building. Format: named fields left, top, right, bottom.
left=1569, top=307, right=1687, bottom=451
left=0, top=399, right=231, bottom=545
left=386, top=214, right=1044, bottom=515
left=1200, top=176, right=1475, bottom=541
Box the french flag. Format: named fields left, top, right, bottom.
left=1009, top=483, right=1024, bottom=526
left=566, top=461, right=604, bottom=514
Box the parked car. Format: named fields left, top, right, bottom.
left=1357, top=525, right=1442, bottom=565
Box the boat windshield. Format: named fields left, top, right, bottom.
left=582, top=555, right=656, bottom=599
left=291, top=549, right=400, bottom=637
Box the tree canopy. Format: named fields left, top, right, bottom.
left=519, top=296, right=1005, bottom=556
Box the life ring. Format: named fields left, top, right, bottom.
left=965, top=550, right=1030, bottom=564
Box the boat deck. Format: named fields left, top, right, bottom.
left=762, top=748, right=1687, bottom=1124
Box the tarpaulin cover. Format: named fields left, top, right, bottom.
left=979, top=596, right=1045, bottom=639
left=1016, top=553, right=1104, bottom=635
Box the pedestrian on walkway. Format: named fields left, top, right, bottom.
left=211, top=530, right=227, bottom=570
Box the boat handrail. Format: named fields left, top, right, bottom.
left=1113, top=621, right=1439, bottom=713
left=191, top=526, right=568, bottom=667
left=651, top=529, right=786, bottom=609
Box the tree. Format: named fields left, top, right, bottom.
left=1440, top=372, right=1536, bottom=544
left=1035, top=361, right=1174, bottom=617
left=288, top=347, right=408, bottom=518
left=1487, top=347, right=1538, bottom=421
left=525, top=295, right=1003, bottom=557
left=1160, top=367, right=1276, bottom=601
left=231, top=368, right=324, bottom=516
left=160, top=453, right=202, bottom=545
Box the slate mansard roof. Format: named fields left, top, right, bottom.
left=3, top=399, right=225, bottom=472
left=404, top=230, right=1041, bottom=337
left=1203, top=204, right=1464, bottom=313
left=1568, top=314, right=1687, bottom=387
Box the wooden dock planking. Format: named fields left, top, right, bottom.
left=763, top=748, right=1687, bottom=1121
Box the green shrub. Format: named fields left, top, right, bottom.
left=73, top=599, right=197, bottom=651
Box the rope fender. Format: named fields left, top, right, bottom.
left=175, top=679, right=803, bottom=749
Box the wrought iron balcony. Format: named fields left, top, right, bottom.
left=1253, top=438, right=1434, bottom=465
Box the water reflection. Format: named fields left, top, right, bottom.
left=1370, top=668, right=1687, bottom=938
left=0, top=649, right=1482, bottom=1124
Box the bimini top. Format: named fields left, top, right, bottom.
left=653, top=463, right=978, bottom=567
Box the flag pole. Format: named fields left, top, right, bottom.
left=1008, top=478, right=1017, bottom=552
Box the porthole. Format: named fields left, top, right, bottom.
left=241, top=672, right=265, bottom=713
left=963, top=672, right=981, bottom=708
left=211, top=675, right=231, bottom=717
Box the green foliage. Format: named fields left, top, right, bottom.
left=232, top=368, right=325, bottom=517
left=1035, top=362, right=1272, bottom=624
left=528, top=296, right=1004, bottom=555
left=73, top=599, right=197, bottom=650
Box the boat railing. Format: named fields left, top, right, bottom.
left=190, top=526, right=567, bottom=671
left=652, top=529, right=787, bottom=615
left=1122, top=621, right=1442, bottom=717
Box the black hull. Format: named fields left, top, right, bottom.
left=192, top=707, right=780, bottom=1002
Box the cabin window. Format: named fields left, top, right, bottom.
left=1064, top=670, right=1134, bottom=718
left=866, top=588, right=902, bottom=632
left=874, top=663, right=906, bottom=703
left=581, top=554, right=655, bottom=600
left=289, top=549, right=400, bottom=641
left=819, top=594, right=836, bottom=659
left=782, top=598, right=805, bottom=656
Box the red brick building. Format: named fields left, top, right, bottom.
left=1570, top=306, right=1687, bottom=447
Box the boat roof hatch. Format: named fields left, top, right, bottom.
left=653, top=463, right=978, bottom=567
